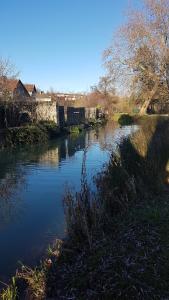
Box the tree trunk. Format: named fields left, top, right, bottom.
left=139, top=82, right=159, bottom=115
left=139, top=98, right=152, bottom=115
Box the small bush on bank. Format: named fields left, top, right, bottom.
left=118, top=114, right=134, bottom=126
left=38, top=121, right=60, bottom=138
left=1, top=121, right=61, bottom=148
left=4, top=125, right=48, bottom=147
left=111, top=113, right=134, bottom=125
left=69, top=126, right=81, bottom=134
left=88, top=118, right=107, bottom=128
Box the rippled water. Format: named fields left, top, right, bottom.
left=0, top=123, right=137, bottom=281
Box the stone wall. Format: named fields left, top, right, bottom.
left=0, top=101, right=57, bottom=128
left=0, top=99, right=99, bottom=129
left=35, top=101, right=57, bottom=122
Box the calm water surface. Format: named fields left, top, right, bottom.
left=0, top=124, right=137, bottom=281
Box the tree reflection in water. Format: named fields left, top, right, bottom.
left=0, top=163, right=26, bottom=229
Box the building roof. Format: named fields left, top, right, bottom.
left=3, top=79, right=20, bottom=92
left=24, top=84, right=36, bottom=93
left=0, top=78, right=31, bottom=98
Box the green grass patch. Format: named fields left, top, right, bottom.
left=69, top=125, right=87, bottom=134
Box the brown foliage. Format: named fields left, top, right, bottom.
left=0, top=58, right=19, bottom=100
left=104, top=0, right=169, bottom=114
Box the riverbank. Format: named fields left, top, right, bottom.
left=112, top=112, right=169, bottom=126
left=2, top=116, right=169, bottom=299
left=0, top=119, right=106, bottom=149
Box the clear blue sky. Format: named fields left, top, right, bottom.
left=0, top=0, right=136, bottom=92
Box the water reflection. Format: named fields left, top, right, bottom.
left=0, top=123, right=136, bottom=281
left=67, top=133, right=86, bottom=157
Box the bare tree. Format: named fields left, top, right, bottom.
left=104, top=0, right=169, bottom=114
left=0, top=57, right=19, bottom=99
left=93, top=76, right=116, bottom=97
left=0, top=58, right=19, bottom=128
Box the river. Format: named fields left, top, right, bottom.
left=0, top=123, right=137, bottom=282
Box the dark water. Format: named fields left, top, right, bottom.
left=0, top=124, right=137, bottom=282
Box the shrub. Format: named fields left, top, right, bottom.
left=4, top=125, right=47, bottom=147
left=38, top=120, right=60, bottom=138
left=69, top=126, right=80, bottom=134
left=118, top=114, right=134, bottom=126
left=0, top=277, right=17, bottom=300
left=2, top=121, right=61, bottom=147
